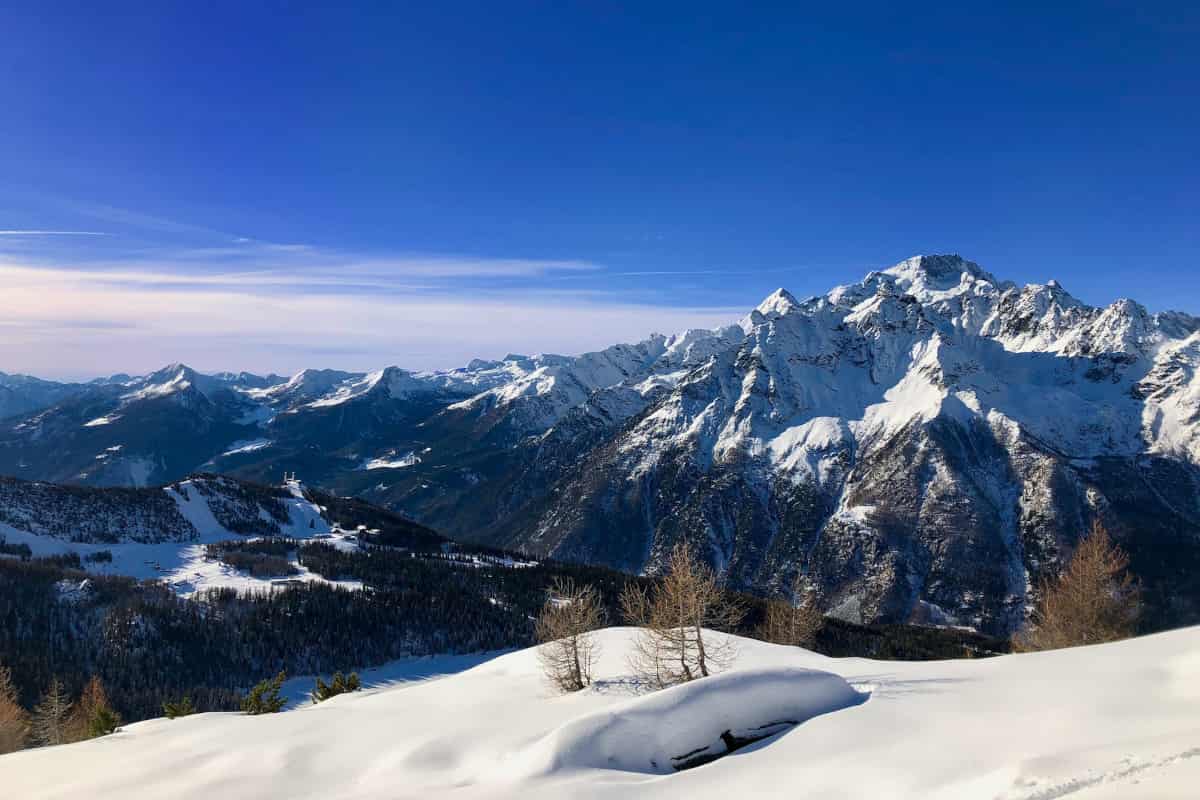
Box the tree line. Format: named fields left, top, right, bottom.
left=5, top=524, right=1073, bottom=752
left=532, top=523, right=1144, bottom=694
left=0, top=549, right=528, bottom=725
left=1, top=669, right=120, bottom=754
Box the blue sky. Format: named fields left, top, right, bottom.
left=1, top=2, right=1197, bottom=378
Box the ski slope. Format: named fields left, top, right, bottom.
left=3, top=626, right=1198, bottom=799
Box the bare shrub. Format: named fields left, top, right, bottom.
left=536, top=577, right=606, bottom=693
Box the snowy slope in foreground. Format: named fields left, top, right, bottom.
left=5, top=627, right=1200, bottom=800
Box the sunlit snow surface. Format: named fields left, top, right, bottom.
left=4, top=627, right=1200, bottom=799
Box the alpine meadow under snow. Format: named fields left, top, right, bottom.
left=3, top=627, right=1199, bottom=800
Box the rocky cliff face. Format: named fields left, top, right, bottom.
left=462, top=255, right=1200, bottom=635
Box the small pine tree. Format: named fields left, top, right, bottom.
left=163, top=696, right=196, bottom=719
left=1015, top=522, right=1141, bottom=652
left=312, top=671, right=362, bottom=703
left=32, top=678, right=72, bottom=747
left=87, top=706, right=121, bottom=738
left=241, top=672, right=288, bottom=715
left=0, top=664, right=30, bottom=754
left=312, top=676, right=329, bottom=703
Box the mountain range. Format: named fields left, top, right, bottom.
left=4, top=254, right=1200, bottom=635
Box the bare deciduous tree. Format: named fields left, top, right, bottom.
left=0, top=664, right=30, bottom=754
left=536, top=577, right=606, bottom=693
left=32, top=677, right=71, bottom=747
left=756, top=576, right=823, bottom=648
left=1014, top=522, right=1141, bottom=652
left=67, top=676, right=120, bottom=742
left=623, top=541, right=744, bottom=689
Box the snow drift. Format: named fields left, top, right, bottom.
left=505, top=667, right=866, bottom=777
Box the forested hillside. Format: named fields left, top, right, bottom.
left=0, top=545, right=1002, bottom=724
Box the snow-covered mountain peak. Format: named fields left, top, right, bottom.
left=659, top=326, right=745, bottom=368
left=754, top=287, right=802, bottom=318
left=148, top=361, right=194, bottom=379
left=121, top=363, right=202, bottom=401
left=881, top=254, right=1004, bottom=297
left=369, top=366, right=433, bottom=398
left=124, top=363, right=272, bottom=402
left=302, top=368, right=402, bottom=408
left=0, top=371, right=61, bottom=388
left=1026, top=278, right=1079, bottom=303
left=823, top=255, right=1000, bottom=315
left=245, top=368, right=363, bottom=409
left=211, top=370, right=286, bottom=390
left=285, top=368, right=360, bottom=393
left=465, top=357, right=503, bottom=371
left=1154, top=309, right=1200, bottom=340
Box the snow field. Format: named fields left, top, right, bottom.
left=4, top=626, right=1199, bottom=799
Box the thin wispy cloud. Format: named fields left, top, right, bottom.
left=0, top=203, right=758, bottom=379
left=0, top=230, right=111, bottom=236
left=605, top=268, right=807, bottom=277
left=68, top=202, right=236, bottom=239
left=0, top=252, right=601, bottom=293
left=0, top=254, right=743, bottom=379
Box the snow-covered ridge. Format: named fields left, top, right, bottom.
left=245, top=367, right=362, bottom=404
left=446, top=326, right=746, bottom=433
left=9, top=255, right=1200, bottom=431
left=482, top=255, right=1200, bottom=636
left=603, top=253, right=1200, bottom=471
left=439, top=255, right=1200, bottom=453
left=4, top=626, right=1199, bottom=799
left=0, top=370, right=84, bottom=420
left=19, top=253, right=1197, bottom=454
